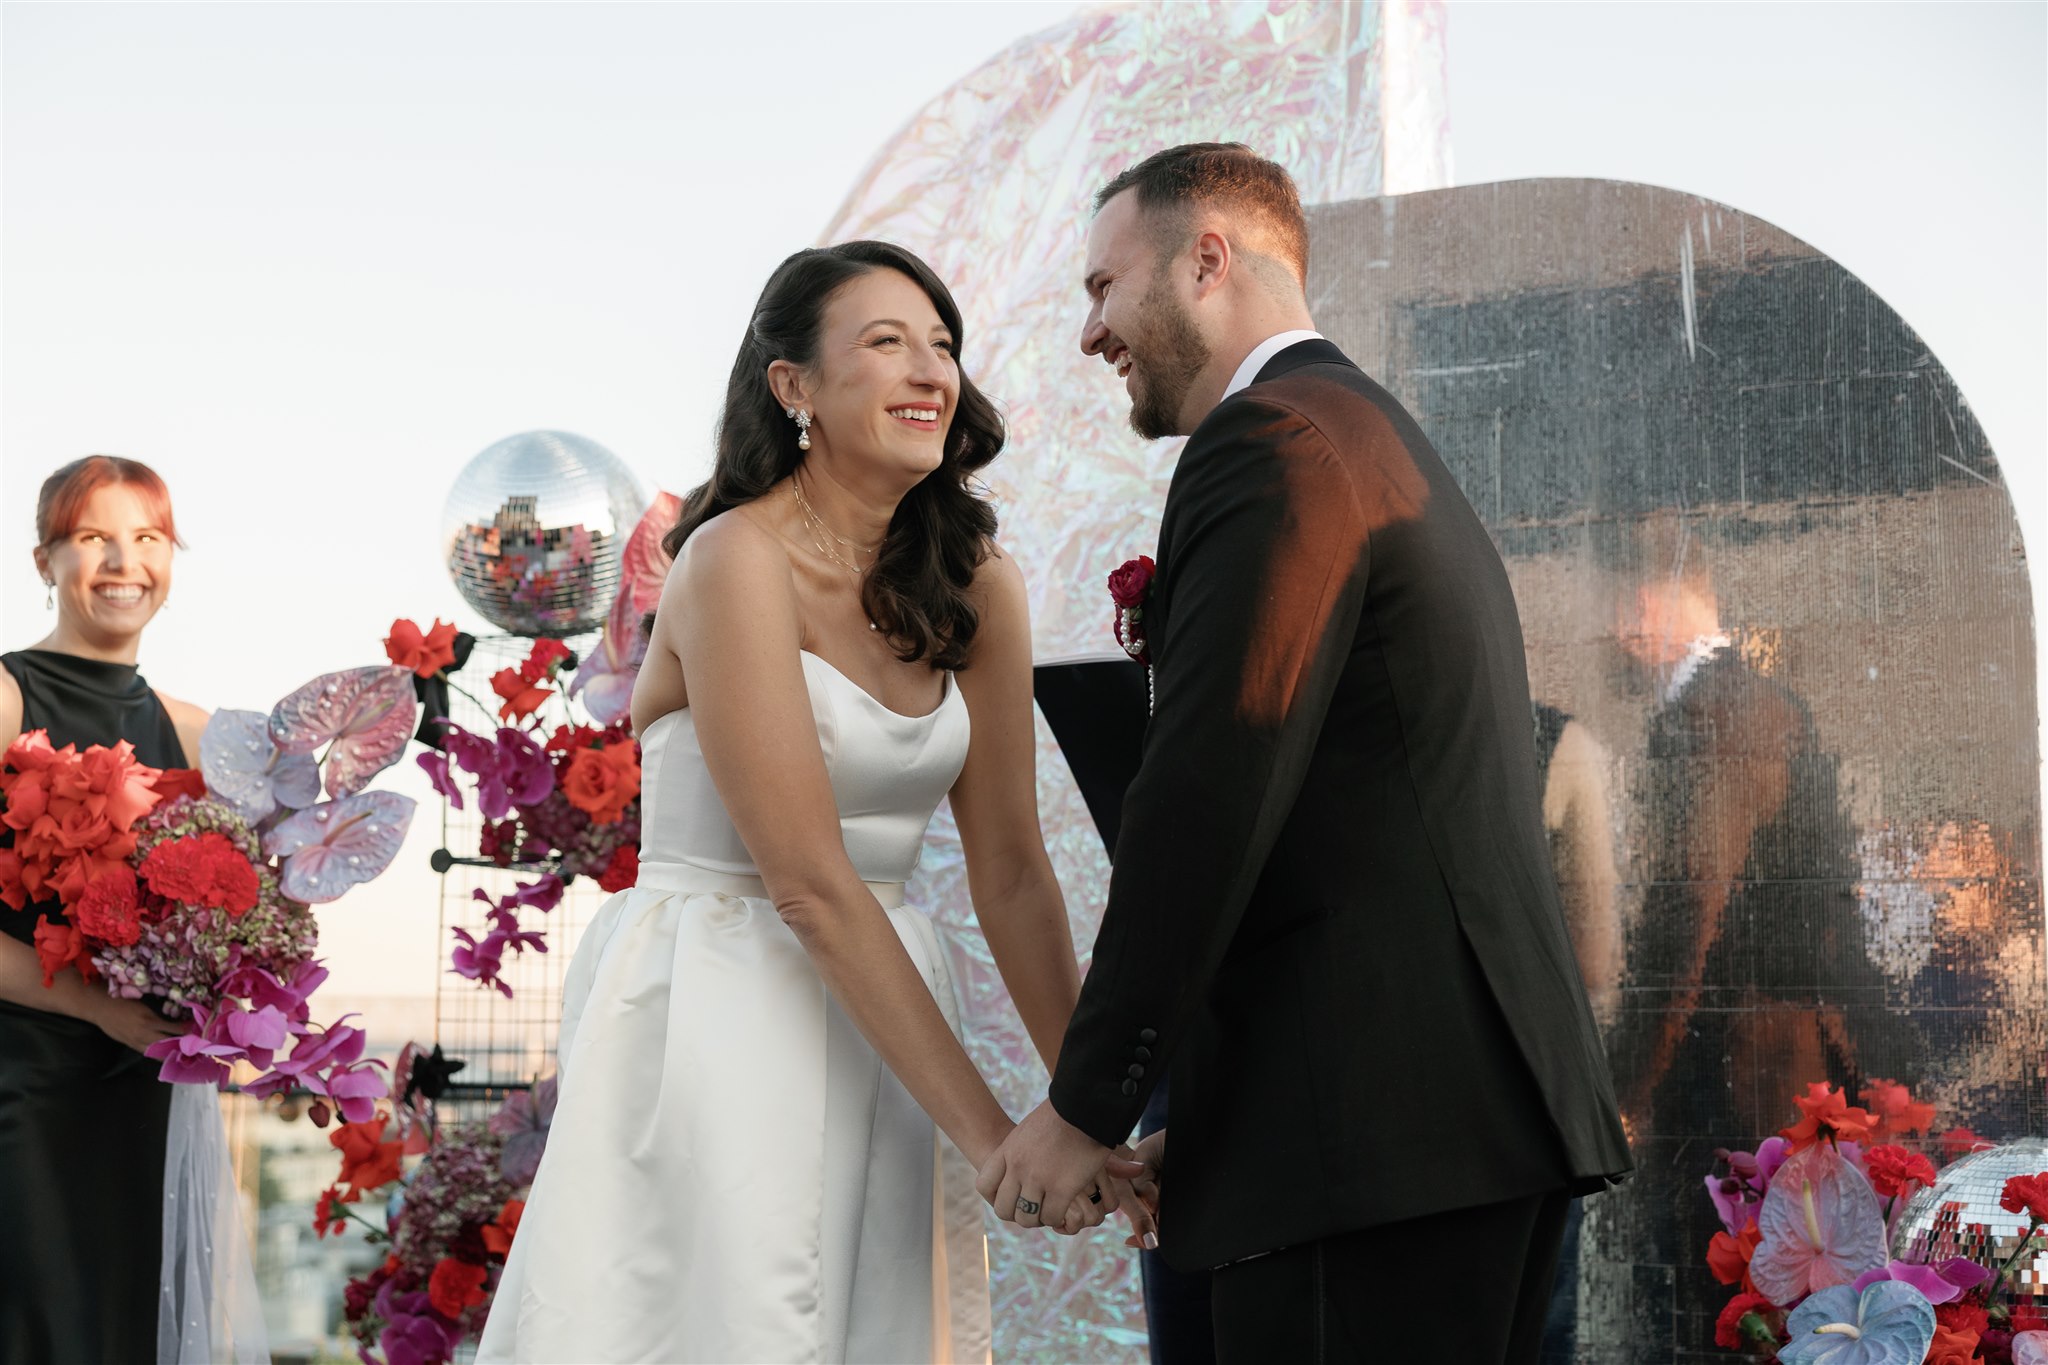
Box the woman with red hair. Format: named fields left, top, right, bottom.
left=0, top=456, right=250, bottom=1362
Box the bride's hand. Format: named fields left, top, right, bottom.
left=1115, top=1131, right=1164, bottom=1249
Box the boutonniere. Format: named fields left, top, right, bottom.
left=1108, top=555, right=1155, bottom=664
left=1108, top=555, right=1157, bottom=714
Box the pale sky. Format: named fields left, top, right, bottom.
left=3, top=1, right=2042, bottom=1007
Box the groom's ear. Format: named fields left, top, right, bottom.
left=1190, top=228, right=1232, bottom=301
left=765, top=359, right=814, bottom=413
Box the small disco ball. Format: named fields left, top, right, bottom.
left=440, top=430, right=648, bottom=638
left=1891, top=1136, right=2048, bottom=1300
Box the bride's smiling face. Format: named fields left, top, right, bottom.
left=796, top=269, right=959, bottom=483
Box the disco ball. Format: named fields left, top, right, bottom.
left=1891, top=1136, right=2048, bottom=1301
left=440, top=430, right=648, bottom=638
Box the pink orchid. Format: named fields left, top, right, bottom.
left=1850, top=1259, right=1966, bottom=1305
left=1749, top=1141, right=1889, bottom=1306
left=145, top=1005, right=241, bottom=1086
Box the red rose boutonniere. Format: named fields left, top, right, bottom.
left=1108, top=556, right=1155, bottom=666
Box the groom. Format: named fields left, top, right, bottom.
left=977, top=144, right=1632, bottom=1360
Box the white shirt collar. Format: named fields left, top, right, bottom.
left=1222, top=329, right=1324, bottom=401
left=1662, top=631, right=1733, bottom=705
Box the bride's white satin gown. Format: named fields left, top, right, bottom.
left=477, top=652, right=991, bottom=1364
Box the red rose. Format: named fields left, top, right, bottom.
left=427, top=1257, right=488, bottom=1317
left=151, top=768, right=208, bottom=803
left=31, top=914, right=95, bottom=986
left=561, top=743, right=641, bottom=825
left=73, top=864, right=145, bottom=946
left=1107, top=555, right=1155, bottom=607
left=491, top=667, right=551, bottom=723
left=596, top=844, right=639, bottom=893
left=384, top=617, right=460, bottom=679
left=1713, top=1291, right=1777, bottom=1351
left=1926, top=1322, right=1980, bottom=1365
left=1780, top=1082, right=1876, bottom=1152
left=518, top=638, right=573, bottom=684
left=2002, top=1172, right=2048, bottom=1223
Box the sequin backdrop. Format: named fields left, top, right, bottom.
left=1308, top=181, right=2043, bottom=1362
left=816, top=3, right=1451, bottom=1358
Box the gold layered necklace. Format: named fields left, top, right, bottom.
left=790, top=473, right=881, bottom=578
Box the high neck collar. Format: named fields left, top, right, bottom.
left=10, top=648, right=150, bottom=699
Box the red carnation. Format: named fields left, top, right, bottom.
left=138, top=832, right=259, bottom=915
left=312, top=1184, right=348, bottom=1238
left=1859, top=1079, right=1937, bottom=1140
left=518, top=638, right=573, bottom=684
left=1714, top=1292, right=1778, bottom=1351
left=428, top=1257, right=488, bottom=1317
left=596, top=844, right=639, bottom=893
left=2001, top=1172, right=2048, bottom=1224
left=1935, top=1301, right=1988, bottom=1337
left=1865, top=1143, right=1939, bottom=1199
left=73, top=864, right=145, bottom=946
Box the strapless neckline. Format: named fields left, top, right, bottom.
left=642, top=653, right=958, bottom=740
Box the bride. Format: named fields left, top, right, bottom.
left=479, top=240, right=1148, bottom=1363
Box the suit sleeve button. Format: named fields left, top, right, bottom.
left=1138, top=1028, right=1158, bottom=1044
left=1120, top=1079, right=1139, bottom=1097
left=1134, top=1046, right=1152, bottom=1061
left=1127, top=1063, right=1145, bottom=1078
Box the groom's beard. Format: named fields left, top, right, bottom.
left=1126, top=283, right=1210, bottom=441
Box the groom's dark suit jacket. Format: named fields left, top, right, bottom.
left=1048, top=339, right=1632, bottom=1271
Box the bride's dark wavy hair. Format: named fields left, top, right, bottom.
left=662, top=241, right=1002, bottom=671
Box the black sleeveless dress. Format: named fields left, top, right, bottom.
left=1, top=649, right=187, bottom=1365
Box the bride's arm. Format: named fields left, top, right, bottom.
left=948, top=547, right=1082, bottom=1072
left=661, top=515, right=1013, bottom=1168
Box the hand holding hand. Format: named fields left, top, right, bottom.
left=1117, top=1129, right=1165, bottom=1249
left=976, top=1099, right=1112, bottom=1235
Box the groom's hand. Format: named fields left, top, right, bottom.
left=976, top=1099, right=1111, bottom=1234
left=1117, top=1129, right=1165, bottom=1250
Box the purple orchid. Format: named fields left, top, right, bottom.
left=450, top=927, right=512, bottom=997
left=1851, top=1259, right=1968, bottom=1305
left=373, top=1284, right=459, bottom=1365
left=145, top=1007, right=242, bottom=1086
left=442, top=724, right=554, bottom=822
left=416, top=750, right=462, bottom=809
left=324, top=1061, right=391, bottom=1124
left=214, top=956, right=328, bottom=1023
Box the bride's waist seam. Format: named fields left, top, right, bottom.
left=634, top=859, right=908, bottom=910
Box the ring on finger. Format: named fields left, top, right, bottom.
left=1015, top=1197, right=1041, bottom=1217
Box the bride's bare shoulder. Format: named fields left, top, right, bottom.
left=662, top=505, right=792, bottom=604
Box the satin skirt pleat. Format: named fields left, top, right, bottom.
left=476, top=872, right=991, bottom=1364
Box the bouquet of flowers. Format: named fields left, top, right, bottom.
left=1704, top=1080, right=2048, bottom=1363
left=394, top=498, right=667, bottom=997
left=0, top=665, right=421, bottom=1115
left=315, top=1042, right=555, bottom=1365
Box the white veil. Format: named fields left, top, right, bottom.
left=158, top=1083, right=269, bottom=1364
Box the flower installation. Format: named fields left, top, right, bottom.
left=394, top=499, right=666, bottom=997
left=0, top=665, right=421, bottom=1114
left=1705, top=1080, right=2048, bottom=1363
left=315, top=1041, right=555, bottom=1365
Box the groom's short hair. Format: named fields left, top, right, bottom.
left=1094, top=142, right=1309, bottom=285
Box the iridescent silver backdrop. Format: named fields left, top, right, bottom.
left=819, top=3, right=1453, bottom=1359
